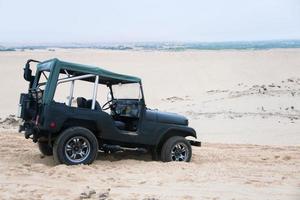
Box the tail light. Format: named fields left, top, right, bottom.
left=50, top=122, right=56, bottom=129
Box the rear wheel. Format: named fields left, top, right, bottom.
left=161, top=136, right=192, bottom=162
left=53, top=127, right=98, bottom=165
left=38, top=141, right=53, bottom=156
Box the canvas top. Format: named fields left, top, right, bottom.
left=37, top=58, right=141, bottom=84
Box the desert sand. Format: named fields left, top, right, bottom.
left=0, top=49, right=300, bottom=199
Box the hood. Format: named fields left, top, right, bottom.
left=146, top=109, right=188, bottom=126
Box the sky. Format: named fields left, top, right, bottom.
left=0, top=0, right=300, bottom=44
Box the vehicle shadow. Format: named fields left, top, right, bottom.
left=31, top=151, right=153, bottom=167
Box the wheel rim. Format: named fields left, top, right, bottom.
left=171, top=143, right=189, bottom=161
left=64, top=136, right=91, bottom=163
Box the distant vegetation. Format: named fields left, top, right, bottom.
left=0, top=46, right=16, bottom=51
left=1, top=40, right=300, bottom=51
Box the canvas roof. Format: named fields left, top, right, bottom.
left=37, top=58, right=141, bottom=84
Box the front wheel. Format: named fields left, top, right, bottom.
left=53, top=127, right=98, bottom=165
left=161, top=136, right=192, bottom=162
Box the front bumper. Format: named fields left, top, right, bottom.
left=188, top=139, right=201, bottom=147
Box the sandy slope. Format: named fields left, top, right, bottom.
left=1, top=49, right=300, bottom=145
left=159, top=77, right=300, bottom=145
left=0, top=131, right=299, bottom=200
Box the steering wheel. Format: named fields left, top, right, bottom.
left=102, top=99, right=116, bottom=110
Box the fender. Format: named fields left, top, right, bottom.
left=156, top=126, right=197, bottom=146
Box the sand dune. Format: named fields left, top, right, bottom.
left=0, top=49, right=300, bottom=199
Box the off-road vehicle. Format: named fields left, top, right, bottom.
left=18, top=58, right=200, bottom=165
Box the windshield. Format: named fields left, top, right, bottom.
left=112, top=83, right=142, bottom=99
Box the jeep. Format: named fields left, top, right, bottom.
left=18, top=58, right=200, bottom=165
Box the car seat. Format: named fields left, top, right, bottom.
left=86, top=99, right=101, bottom=110
left=77, top=97, right=87, bottom=108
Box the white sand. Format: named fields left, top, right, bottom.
left=0, top=131, right=299, bottom=200
left=0, top=49, right=300, bottom=199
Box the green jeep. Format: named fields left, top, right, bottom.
left=18, top=58, right=200, bottom=165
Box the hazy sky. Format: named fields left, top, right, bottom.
left=0, top=0, right=300, bottom=44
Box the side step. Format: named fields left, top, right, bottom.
left=101, top=144, right=147, bottom=153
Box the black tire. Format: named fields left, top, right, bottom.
left=53, top=127, right=98, bottom=165
left=161, top=136, right=192, bottom=162
left=38, top=141, right=53, bottom=156
left=150, top=146, right=160, bottom=161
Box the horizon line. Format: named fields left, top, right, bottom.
left=1, top=38, right=300, bottom=47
